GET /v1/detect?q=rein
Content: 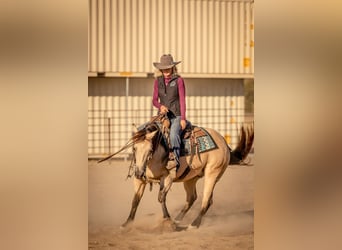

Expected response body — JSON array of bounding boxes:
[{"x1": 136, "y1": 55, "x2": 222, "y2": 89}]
[
  {"x1": 97, "y1": 140, "x2": 134, "y2": 163},
  {"x1": 128, "y1": 122, "x2": 166, "y2": 180},
  {"x1": 97, "y1": 114, "x2": 165, "y2": 164}
]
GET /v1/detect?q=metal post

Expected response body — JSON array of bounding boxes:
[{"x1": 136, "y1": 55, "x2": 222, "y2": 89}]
[
  {"x1": 125, "y1": 77, "x2": 129, "y2": 161},
  {"x1": 107, "y1": 111, "x2": 112, "y2": 165},
  {"x1": 108, "y1": 117, "x2": 111, "y2": 154}
]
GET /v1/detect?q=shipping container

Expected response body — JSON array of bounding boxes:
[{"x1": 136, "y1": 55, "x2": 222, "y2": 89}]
[{"x1": 88, "y1": 0, "x2": 254, "y2": 77}]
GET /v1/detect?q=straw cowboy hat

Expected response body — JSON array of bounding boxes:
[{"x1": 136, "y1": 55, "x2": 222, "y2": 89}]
[{"x1": 153, "y1": 54, "x2": 181, "y2": 70}]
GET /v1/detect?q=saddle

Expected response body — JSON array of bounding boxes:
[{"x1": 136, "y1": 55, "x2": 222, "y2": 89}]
[
  {"x1": 149, "y1": 114, "x2": 194, "y2": 141},
  {"x1": 151, "y1": 115, "x2": 217, "y2": 168}
]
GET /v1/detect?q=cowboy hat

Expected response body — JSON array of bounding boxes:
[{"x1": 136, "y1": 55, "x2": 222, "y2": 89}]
[{"x1": 153, "y1": 54, "x2": 181, "y2": 70}]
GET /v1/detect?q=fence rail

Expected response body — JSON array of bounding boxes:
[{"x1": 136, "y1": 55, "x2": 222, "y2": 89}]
[{"x1": 88, "y1": 107, "x2": 253, "y2": 159}]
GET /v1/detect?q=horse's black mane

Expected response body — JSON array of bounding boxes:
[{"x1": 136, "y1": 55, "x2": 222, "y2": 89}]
[
  {"x1": 98, "y1": 120, "x2": 168, "y2": 163},
  {"x1": 132, "y1": 122, "x2": 168, "y2": 152}
]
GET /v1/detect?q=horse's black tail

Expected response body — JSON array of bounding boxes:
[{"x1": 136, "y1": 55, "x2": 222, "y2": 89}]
[{"x1": 229, "y1": 125, "x2": 254, "y2": 165}]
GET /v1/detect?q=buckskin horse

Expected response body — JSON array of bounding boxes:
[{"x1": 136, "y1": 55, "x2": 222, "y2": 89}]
[{"x1": 99, "y1": 116, "x2": 254, "y2": 229}]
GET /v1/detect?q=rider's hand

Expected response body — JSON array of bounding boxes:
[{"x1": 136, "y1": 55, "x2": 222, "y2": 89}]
[
  {"x1": 180, "y1": 119, "x2": 186, "y2": 130},
  {"x1": 160, "y1": 105, "x2": 169, "y2": 114}
]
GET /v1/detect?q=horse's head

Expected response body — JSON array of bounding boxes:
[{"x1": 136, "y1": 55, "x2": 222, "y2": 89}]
[{"x1": 133, "y1": 130, "x2": 158, "y2": 179}]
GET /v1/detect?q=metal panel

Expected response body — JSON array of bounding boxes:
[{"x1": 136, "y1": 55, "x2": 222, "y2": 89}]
[{"x1": 88, "y1": 0, "x2": 254, "y2": 76}]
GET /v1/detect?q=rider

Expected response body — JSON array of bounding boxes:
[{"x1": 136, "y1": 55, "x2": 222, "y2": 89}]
[{"x1": 152, "y1": 54, "x2": 187, "y2": 179}]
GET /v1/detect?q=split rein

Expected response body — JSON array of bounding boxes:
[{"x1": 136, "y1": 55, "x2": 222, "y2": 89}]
[{"x1": 97, "y1": 114, "x2": 166, "y2": 179}]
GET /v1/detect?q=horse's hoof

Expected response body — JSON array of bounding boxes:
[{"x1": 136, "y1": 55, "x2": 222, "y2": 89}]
[
  {"x1": 186, "y1": 224, "x2": 198, "y2": 230},
  {"x1": 120, "y1": 224, "x2": 133, "y2": 233},
  {"x1": 120, "y1": 220, "x2": 133, "y2": 230},
  {"x1": 158, "y1": 218, "x2": 177, "y2": 232},
  {"x1": 174, "y1": 224, "x2": 188, "y2": 231}
]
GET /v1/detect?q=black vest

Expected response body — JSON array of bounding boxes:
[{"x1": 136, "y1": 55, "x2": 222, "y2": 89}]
[{"x1": 157, "y1": 75, "x2": 180, "y2": 117}]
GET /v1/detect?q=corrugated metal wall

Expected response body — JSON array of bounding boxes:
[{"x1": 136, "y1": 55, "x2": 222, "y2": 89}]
[
  {"x1": 88, "y1": 0, "x2": 254, "y2": 77},
  {"x1": 88, "y1": 78, "x2": 246, "y2": 157},
  {"x1": 88, "y1": 78, "x2": 154, "y2": 156}
]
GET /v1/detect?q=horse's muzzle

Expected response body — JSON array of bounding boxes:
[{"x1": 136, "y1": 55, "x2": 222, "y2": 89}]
[{"x1": 134, "y1": 166, "x2": 145, "y2": 179}]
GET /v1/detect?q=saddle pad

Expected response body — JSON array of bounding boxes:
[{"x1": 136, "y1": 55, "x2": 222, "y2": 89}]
[{"x1": 180, "y1": 127, "x2": 218, "y2": 156}]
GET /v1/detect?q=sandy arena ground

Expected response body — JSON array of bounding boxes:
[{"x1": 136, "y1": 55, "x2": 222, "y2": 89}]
[{"x1": 89, "y1": 155, "x2": 254, "y2": 250}]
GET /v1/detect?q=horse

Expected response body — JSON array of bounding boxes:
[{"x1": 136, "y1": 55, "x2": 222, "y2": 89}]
[{"x1": 99, "y1": 118, "x2": 254, "y2": 229}]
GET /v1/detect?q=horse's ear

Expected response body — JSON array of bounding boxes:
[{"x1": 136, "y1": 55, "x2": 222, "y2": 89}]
[
  {"x1": 132, "y1": 123, "x2": 138, "y2": 133},
  {"x1": 145, "y1": 130, "x2": 158, "y2": 140}
]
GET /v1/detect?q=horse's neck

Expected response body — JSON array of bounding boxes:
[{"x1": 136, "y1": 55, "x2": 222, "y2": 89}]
[{"x1": 152, "y1": 141, "x2": 168, "y2": 162}]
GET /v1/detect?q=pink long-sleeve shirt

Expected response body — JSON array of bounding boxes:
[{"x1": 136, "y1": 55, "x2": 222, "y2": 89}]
[{"x1": 152, "y1": 76, "x2": 186, "y2": 120}]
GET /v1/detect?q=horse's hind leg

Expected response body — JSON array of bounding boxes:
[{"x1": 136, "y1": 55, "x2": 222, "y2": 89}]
[
  {"x1": 190, "y1": 173, "x2": 218, "y2": 228},
  {"x1": 175, "y1": 177, "x2": 199, "y2": 223},
  {"x1": 121, "y1": 177, "x2": 146, "y2": 228}
]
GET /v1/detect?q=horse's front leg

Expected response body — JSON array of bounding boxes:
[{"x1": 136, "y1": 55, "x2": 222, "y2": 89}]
[
  {"x1": 121, "y1": 177, "x2": 146, "y2": 228},
  {"x1": 158, "y1": 175, "x2": 173, "y2": 219}
]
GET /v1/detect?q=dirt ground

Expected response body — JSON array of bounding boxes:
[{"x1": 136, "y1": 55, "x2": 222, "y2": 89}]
[{"x1": 89, "y1": 155, "x2": 254, "y2": 250}]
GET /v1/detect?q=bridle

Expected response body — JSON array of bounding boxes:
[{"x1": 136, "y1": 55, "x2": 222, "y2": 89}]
[
  {"x1": 99, "y1": 114, "x2": 167, "y2": 180},
  {"x1": 132, "y1": 120, "x2": 170, "y2": 180},
  {"x1": 128, "y1": 141, "x2": 154, "y2": 180}
]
